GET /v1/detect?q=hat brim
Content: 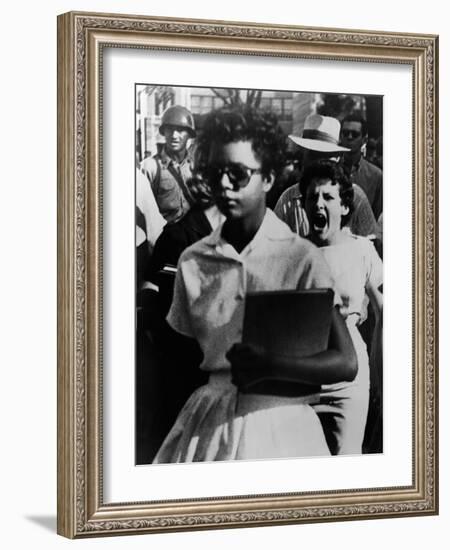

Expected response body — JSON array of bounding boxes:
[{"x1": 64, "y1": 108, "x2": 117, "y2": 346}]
[{"x1": 289, "y1": 135, "x2": 349, "y2": 153}]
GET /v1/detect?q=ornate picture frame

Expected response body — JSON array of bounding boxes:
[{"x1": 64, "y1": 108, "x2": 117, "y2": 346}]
[{"x1": 57, "y1": 11, "x2": 438, "y2": 538}]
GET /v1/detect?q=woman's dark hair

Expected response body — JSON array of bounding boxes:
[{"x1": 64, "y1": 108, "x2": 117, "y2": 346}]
[
  {"x1": 196, "y1": 105, "x2": 286, "y2": 179},
  {"x1": 300, "y1": 160, "x2": 354, "y2": 227},
  {"x1": 186, "y1": 175, "x2": 214, "y2": 208}
]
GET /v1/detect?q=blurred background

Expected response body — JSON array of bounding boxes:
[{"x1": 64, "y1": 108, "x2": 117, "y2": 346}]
[{"x1": 135, "y1": 84, "x2": 383, "y2": 167}]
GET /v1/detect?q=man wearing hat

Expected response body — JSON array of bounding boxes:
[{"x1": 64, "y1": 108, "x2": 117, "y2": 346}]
[
  {"x1": 274, "y1": 114, "x2": 380, "y2": 241},
  {"x1": 140, "y1": 105, "x2": 197, "y2": 227}
]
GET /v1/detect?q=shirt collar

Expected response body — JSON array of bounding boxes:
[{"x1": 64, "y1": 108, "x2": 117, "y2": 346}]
[
  {"x1": 159, "y1": 147, "x2": 190, "y2": 168},
  {"x1": 204, "y1": 208, "x2": 295, "y2": 250}
]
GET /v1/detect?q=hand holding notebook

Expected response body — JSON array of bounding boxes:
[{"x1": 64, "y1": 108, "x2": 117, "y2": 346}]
[{"x1": 231, "y1": 289, "x2": 334, "y2": 394}]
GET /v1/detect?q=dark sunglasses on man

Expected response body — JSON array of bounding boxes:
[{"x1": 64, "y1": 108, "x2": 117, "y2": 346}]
[{"x1": 341, "y1": 129, "x2": 362, "y2": 139}]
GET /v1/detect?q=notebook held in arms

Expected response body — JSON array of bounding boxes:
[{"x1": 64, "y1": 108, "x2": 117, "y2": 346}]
[{"x1": 240, "y1": 288, "x2": 334, "y2": 396}]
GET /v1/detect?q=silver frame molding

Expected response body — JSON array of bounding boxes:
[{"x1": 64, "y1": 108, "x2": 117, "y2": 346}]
[{"x1": 57, "y1": 11, "x2": 439, "y2": 538}]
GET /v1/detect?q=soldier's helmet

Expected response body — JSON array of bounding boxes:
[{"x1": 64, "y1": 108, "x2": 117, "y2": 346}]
[{"x1": 159, "y1": 105, "x2": 196, "y2": 137}]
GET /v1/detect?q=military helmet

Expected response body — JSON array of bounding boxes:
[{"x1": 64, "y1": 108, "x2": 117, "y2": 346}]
[{"x1": 159, "y1": 105, "x2": 196, "y2": 137}]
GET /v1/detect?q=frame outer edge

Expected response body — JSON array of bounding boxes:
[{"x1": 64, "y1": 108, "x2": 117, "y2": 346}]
[
  {"x1": 419, "y1": 35, "x2": 438, "y2": 513},
  {"x1": 420, "y1": 34, "x2": 438, "y2": 513},
  {"x1": 57, "y1": 12, "x2": 77, "y2": 539},
  {"x1": 415, "y1": 35, "x2": 438, "y2": 514},
  {"x1": 56, "y1": 11, "x2": 439, "y2": 537},
  {"x1": 434, "y1": 35, "x2": 439, "y2": 514},
  {"x1": 430, "y1": 35, "x2": 439, "y2": 514}
]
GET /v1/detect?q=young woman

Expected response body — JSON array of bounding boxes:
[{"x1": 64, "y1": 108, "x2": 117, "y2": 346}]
[
  {"x1": 153, "y1": 107, "x2": 357, "y2": 463},
  {"x1": 301, "y1": 160, "x2": 383, "y2": 455}
]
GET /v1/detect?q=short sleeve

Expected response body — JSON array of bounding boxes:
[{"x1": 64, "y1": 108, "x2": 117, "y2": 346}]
[
  {"x1": 364, "y1": 239, "x2": 383, "y2": 289},
  {"x1": 166, "y1": 261, "x2": 195, "y2": 338}
]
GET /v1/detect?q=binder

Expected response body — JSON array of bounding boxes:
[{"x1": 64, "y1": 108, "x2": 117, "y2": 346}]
[
  {"x1": 240, "y1": 289, "x2": 334, "y2": 394},
  {"x1": 243, "y1": 288, "x2": 334, "y2": 357}
]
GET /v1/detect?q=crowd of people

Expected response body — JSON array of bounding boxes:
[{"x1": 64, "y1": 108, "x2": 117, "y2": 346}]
[{"x1": 135, "y1": 101, "x2": 383, "y2": 464}]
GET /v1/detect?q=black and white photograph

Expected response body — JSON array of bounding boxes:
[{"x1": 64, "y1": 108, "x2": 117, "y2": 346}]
[
  {"x1": 135, "y1": 84, "x2": 384, "y2": 465},
  {"x1": 54, "y1": 8, "x2": 438, "y2": 540}
]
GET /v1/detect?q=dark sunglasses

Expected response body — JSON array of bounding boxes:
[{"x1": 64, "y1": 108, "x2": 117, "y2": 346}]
[
  {"x1": 341, "y1": 129, "x2": 362, "y2": 139},
  {"x1": 207, "y1": 163, "x2": 262, "y2": 189}
]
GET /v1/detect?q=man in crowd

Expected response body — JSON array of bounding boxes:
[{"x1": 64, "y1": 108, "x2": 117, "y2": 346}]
[
  {"x1": 274, "y1": 114, "x2": 380, "y2": 243},
  {"x1": 340, "y1": 112, "x2": 383, "y2": 220},
  {"x1": 139, "y1": 105, "x2": 196, "y2": 227}
]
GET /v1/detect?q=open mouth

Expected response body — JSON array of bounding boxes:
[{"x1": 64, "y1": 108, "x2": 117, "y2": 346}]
[{"x1": 312, "y1": 212, "x2": 327, "y2": 230}]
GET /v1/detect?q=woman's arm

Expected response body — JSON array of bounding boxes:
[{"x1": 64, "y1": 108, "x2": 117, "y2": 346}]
[
  {"x1": 229, "y1": 307, "x2": 357, "y2": 391},
  {"x1": 366, "y1": 279, "x2": 383, "y2": 321}
]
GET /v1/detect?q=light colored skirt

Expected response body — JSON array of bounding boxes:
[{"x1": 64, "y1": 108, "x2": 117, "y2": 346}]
[
  {"x1": 314, "y1": 323, "x2": 371, "y2": 455},
  {"x1": 153, "y1": 371, "x2": 329, "y2": 463}
]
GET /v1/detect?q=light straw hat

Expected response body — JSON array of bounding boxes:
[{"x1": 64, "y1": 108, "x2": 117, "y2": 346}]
[{"x1": 289, "y1": 114, "x2": 350, "y2": 153}]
